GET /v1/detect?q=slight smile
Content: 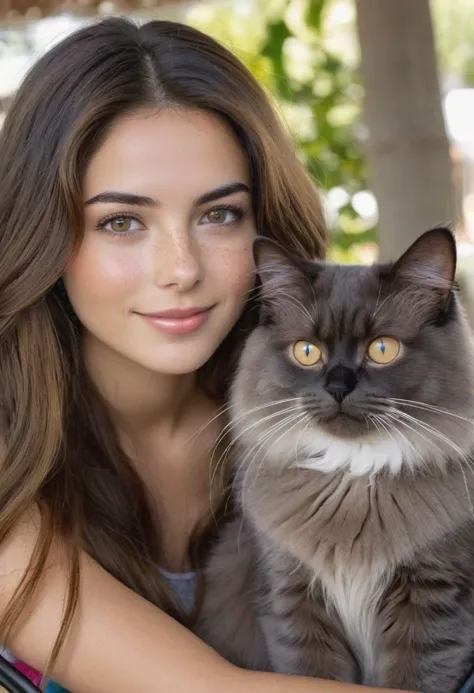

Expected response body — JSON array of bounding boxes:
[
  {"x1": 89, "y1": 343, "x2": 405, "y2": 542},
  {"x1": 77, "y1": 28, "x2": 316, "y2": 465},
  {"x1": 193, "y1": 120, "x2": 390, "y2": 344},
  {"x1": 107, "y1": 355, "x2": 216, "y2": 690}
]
[{"x1": 136, "y1": 306, "x2": 215, "y2": 335}]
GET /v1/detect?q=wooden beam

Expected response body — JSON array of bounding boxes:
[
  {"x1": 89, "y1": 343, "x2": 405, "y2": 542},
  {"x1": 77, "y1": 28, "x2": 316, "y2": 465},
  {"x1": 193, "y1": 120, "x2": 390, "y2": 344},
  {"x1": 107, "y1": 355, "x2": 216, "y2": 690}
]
[{"x1": 0, "y1": 0, "x2": 188, "y2": 19}]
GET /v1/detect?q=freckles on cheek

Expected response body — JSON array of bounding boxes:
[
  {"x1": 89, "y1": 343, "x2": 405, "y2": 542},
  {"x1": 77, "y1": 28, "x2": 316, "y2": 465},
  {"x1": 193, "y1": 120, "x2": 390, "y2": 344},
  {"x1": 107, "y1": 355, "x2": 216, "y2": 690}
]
[{"x1": 213, "y1": 245, "x2": 255, "y2": 291}]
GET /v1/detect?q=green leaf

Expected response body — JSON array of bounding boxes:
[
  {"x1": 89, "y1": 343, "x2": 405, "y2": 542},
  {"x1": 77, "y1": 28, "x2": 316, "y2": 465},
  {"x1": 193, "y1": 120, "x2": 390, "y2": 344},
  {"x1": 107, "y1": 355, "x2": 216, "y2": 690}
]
[
  {"x1": 260, "y1": 19, "x2": 292, "y2": 97},
  {"x1": 261, "y1": 19, "x2": 291, "y2": 63},
  {"x1": 305, "y1": 0, "x2": 326, "y2": 30}
]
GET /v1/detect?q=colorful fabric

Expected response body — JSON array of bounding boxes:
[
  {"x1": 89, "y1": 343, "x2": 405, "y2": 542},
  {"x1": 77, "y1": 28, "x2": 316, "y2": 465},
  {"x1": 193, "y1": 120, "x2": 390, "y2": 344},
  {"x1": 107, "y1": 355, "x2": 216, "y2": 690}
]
[
  {"x1": 44, "y1": 682, "x2": 69, "y2": 692},
  {"x1": 11, "y1": 660, "x2": 42, "y2": 686},
  {"x1": 12, "y1": 660, "x2": 69, "y2": 691}
]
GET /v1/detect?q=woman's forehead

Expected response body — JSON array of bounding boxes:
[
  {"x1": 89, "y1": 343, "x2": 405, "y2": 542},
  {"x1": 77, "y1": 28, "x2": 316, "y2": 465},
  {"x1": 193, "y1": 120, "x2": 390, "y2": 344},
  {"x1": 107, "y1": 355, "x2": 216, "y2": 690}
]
[{"x1": 83, "y1": 108, "x2": 251, "y2": 202}]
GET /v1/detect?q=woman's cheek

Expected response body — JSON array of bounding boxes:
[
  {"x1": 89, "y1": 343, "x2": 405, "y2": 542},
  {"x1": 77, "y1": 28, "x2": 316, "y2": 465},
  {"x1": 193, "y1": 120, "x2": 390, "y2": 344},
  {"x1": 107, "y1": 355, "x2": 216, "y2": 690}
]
[
  {"x1": 205, "y1": 237, "x2": 255, "y2": 293},
  {"x1": 65, "y1": 239, "x2": 144, "y2": 306}
]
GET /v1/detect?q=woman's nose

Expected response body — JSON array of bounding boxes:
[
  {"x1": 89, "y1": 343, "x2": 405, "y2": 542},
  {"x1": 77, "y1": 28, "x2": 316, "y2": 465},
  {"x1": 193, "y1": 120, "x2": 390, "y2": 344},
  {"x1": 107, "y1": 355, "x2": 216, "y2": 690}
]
[{"x1": 151, "y1": 231, "x2": 202, "y2": 292}]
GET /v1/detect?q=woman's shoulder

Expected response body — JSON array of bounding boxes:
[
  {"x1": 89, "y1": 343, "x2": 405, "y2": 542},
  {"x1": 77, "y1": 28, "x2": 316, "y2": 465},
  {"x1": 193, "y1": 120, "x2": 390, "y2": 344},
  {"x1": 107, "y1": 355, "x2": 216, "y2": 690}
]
[{"x1": 0, "y1": 509, "x2": 236, "y2": 693}]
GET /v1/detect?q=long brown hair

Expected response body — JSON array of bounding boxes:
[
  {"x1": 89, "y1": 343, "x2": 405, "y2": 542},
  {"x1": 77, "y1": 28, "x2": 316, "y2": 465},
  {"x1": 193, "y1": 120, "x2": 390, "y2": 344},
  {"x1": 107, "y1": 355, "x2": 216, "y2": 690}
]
[{"x1": 0, "y1": 17, "x2": 327, "y2": 668}]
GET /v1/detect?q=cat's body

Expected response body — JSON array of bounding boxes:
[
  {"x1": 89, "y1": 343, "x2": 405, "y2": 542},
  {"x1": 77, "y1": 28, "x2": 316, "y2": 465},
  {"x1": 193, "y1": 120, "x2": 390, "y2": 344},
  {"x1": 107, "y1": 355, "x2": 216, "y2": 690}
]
[{"x1": 197, "y1": 229, "x2": 474, "y2": 692}]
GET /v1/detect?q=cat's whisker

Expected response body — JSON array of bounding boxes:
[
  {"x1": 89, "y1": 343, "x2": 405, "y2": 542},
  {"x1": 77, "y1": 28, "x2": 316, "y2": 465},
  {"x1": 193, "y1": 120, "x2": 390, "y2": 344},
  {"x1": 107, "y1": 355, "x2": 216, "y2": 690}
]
[
  {"x1": 186, "y1": 401, "x2": 233, "y2": 446},
  {"x1": 209, "y1": 403, "x2": 303, "y2": 492},
  {"x1": 367, "y1": 402, "x2": 474, "y2": 447},
  {"x1": 384, "y1": 411, "x2": 474, "y2": 515},
  {"x1": 367, "y1": 412, "x2": 389, "y2": 440},
  {"x1": 367, "y1": 413, "x2": 392, "y2": 450},
  {"x1": 272, "y1": 293, "x2": 314, "y2": 324},
  {"x1": 390, "y1": 411, "x2": 474, "y2": 512},
  {"x1": 209, "y1": 397, "x2": 303, "y2": 447},
  {"x1": 252, "y1": 414, "x2": 304, "y2": 486},
  {"x1": 374, "y1": 407, "x2": 446, "y2": 458},
  {"x1": 287, "y1": 415, "x2": 314, "y2": 482},
  {"x1": 236, "y1": 516, "x2": 246, "y2": 556},
  {"x1": 248, "y1": 413, "x2": 309, "y2": 495},
  {"x1": 238, "y1": 412, "x2": 306, "y2": 503},
  {"x1": 190, "y1": 399, "x2": 253, "y2": 450},
  {"x1": 381, "y1": 409, "x2": 452, "y2": 451},
  {"x1": 371, "y1": 412, "x2": 423, "y2": 463},
  {"x1": 390, "y1": 410, "x2": 474, "y2": 507},
  {"x1": 381, "y1": 409, "x2": 474, "y2": 508},
  {"x1": 254, "y1": 406, "x2": 305, "y2": 445},
  {"x1": 231, "y1": 407, "x2": 304, "y2": 485},
  {"x1": 207, "y1": 399, "x2": 302, "y2": 477},
  {"x1": 384, "y1": 398, "x2": 474, "y2": 426},
  {"x1": 245, "y1": 409, "x2": 304, "y2": 463},
  {"x1": 365, "y1": 413, "x2": 380, "y2": 436},
  {"x1": 370, "y1": 282, "x2": 383, "y2": 321},
  {"x1": 371, "y1": 291, "x2": 393, "y2": 319},
  {"x1": 246, "y1": 405, "x2": 304, "y2": 438},
  {"x1": 207, "y1": 402, "x2": 304, "y2": 514},
  {"x1": 244, "y1": 283, "x2": 262, "y2": 298},
  {"x1": 388, "y1": 409, "x2": 469, "y2": 461},
  {"x1": 381, "y1": 411, "x2": 448, "y2": 471},
  {"x1": 294, "y1": 415, "x2": 314, "y2": 469}
]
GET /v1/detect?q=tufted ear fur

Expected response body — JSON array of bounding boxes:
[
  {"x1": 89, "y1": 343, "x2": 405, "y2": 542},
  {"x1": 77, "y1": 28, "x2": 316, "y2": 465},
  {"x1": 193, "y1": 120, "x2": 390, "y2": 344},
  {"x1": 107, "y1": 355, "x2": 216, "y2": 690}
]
[
  {"x1": 253, "y1": 236, "x2": 322, "y2": 291},
  {"x1": 388, "y1": 227, "x2": 456, "y2": 304},
  {"x1": 252, "y1": 237, "x2": 322, "y2": 322},
  {"x1": 253, "y1": 237, "x2": 304, "y2": 284}
]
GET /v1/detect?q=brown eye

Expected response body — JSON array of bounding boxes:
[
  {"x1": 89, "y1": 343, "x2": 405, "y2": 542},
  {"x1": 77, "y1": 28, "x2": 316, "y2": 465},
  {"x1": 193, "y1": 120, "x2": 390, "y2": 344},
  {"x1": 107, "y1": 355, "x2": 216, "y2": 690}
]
[
  {"x1": 207, "y1": 209, "x2": 228, "y2": 223},
  {"x1": 202, "y1": 207, "x2": 241, "y2": 226},
  {"x1": 110, "y1": 217, "x2": 132, "y2": 233},
  {"x1": 292, "y1": 341, "x2": 322, "y2": 367},
  {"x1": 98, "y1": 215, "x2": 144, "y2": 235},
  {"x1": 367, "y1": 337, "x2": 400, "y2": 365}
]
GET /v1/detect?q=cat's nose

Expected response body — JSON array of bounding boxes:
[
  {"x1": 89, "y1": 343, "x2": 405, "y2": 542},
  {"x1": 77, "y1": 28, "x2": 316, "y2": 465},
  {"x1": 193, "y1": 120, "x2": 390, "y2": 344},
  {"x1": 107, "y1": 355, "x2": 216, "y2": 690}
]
[{"x1": 324, "y1": 365, "x2": 357, "y2": 403}]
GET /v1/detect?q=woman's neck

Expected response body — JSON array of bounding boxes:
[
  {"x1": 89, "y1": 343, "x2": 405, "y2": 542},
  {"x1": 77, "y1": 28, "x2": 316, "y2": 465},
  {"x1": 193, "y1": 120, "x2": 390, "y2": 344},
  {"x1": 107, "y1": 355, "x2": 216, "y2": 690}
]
[{"x1": 82, "y1": 331, "x2": 225, "y2": 571}]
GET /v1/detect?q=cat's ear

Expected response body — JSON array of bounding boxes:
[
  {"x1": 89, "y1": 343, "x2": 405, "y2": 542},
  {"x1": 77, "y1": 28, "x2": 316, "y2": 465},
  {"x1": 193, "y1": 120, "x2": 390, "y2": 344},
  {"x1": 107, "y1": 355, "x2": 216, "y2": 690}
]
[
  {"x1": 388, "y1": 227, "x2": 456, "y2": 303},
  {"x1": 252, "y1": 237, "x2": 318, "y2": 320},
  {"x1": 253, "y1": 237, "x2": 318, "y2": 288},
  {"x1": 253, "y1": 237, "x2": 303, "y2": 285}
]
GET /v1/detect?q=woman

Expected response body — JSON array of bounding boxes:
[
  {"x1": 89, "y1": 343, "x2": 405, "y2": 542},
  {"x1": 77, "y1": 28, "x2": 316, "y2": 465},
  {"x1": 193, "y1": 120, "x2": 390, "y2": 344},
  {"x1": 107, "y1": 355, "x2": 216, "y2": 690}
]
[{"x1": 0, "y1": 17, "x2": 408, "y2": 693}]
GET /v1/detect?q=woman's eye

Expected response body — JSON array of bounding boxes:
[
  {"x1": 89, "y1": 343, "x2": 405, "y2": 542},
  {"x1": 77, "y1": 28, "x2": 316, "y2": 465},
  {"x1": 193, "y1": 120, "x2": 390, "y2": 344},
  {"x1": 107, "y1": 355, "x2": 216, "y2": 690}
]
[
  {"x1": 98, "y1": 215, "x2": 144, "y2": 235},
  {"x1": 201, "y1": 206, "x2": 242, "y2": 225}
]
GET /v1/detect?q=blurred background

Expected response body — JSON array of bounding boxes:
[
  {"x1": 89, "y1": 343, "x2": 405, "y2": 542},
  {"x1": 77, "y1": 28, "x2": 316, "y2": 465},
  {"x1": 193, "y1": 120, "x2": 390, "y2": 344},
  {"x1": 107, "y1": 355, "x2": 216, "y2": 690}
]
[{"x1": 0, "y1": 0, "x2": 473, "y2": 318}]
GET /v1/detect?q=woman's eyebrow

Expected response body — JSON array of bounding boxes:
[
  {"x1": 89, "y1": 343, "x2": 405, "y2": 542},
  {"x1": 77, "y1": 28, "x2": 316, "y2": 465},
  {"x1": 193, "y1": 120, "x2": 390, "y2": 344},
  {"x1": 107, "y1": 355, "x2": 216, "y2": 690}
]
[
  {"x1": 84, "y1": 191, "x2": 157, "y2": 206},
  {"x1": 84, "y1": 182, "x2": 250, "y2": 208},
  {"x1": 194, "y1": 182, "x2": 250, "y2": 206}
]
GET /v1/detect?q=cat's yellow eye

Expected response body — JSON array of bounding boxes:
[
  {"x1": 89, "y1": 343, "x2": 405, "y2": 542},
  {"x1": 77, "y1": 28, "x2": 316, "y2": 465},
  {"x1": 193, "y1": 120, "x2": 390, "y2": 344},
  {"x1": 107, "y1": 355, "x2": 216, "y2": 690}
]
[
  {"x1": 367, "y1": 337, "x2": 401, "y2": 365},
  {"x1": 292, "y1": 341, "x2": 322, "y2": 367}
]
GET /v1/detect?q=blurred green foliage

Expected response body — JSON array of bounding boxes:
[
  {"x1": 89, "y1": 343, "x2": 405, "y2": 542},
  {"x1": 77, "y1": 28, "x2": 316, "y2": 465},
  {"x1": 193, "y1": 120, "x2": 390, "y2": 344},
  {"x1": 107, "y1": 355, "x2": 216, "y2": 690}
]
[
  {"x1": 432, "y1": 0, "x2": 474, "y2": 88},
  {"x1": 187, "y1": 0, "x2": 377, "y2": 262},
  {"x1": 187, "y1": 0, "x2": 474, "y2": 260}
]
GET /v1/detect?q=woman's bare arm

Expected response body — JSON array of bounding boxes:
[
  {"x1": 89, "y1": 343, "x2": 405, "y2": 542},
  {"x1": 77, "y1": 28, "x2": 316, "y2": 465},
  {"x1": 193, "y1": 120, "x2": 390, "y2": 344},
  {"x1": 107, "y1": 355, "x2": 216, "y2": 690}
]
[{"x1": 0, "y1": 513, "x2": 412, "y2": 693}]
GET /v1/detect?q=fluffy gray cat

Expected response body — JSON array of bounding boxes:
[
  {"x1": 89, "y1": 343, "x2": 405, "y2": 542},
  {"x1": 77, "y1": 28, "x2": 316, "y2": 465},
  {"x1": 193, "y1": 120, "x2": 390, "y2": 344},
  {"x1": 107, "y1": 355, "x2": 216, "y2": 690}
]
[{"x1": 197, "y1": 228, "x2": 474, "y2": 693}]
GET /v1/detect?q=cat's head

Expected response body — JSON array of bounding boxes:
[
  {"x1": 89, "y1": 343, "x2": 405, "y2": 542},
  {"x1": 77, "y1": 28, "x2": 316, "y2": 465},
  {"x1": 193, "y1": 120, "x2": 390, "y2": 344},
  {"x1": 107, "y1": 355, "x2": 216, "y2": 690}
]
[{"x1": 231, "y1": 228, "x2": 474, "y2": 476}]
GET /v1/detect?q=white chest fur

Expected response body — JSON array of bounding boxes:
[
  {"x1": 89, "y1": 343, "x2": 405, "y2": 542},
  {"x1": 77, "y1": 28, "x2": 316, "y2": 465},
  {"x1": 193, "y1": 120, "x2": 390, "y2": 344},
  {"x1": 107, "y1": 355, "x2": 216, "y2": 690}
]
[
  {"x1": 319, "y1": 560, "x2": 392, "y2": 681},
  {"x1": 298, "y1": 428, "x2": 415, "y2": 476}
]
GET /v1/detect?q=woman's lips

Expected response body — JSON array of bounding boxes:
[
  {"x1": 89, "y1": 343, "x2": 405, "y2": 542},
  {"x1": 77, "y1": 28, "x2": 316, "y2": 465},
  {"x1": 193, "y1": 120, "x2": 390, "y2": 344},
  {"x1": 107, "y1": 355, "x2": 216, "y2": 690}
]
[{"x1": 138, "y1": 306, "x2": 214, "y2": 335}]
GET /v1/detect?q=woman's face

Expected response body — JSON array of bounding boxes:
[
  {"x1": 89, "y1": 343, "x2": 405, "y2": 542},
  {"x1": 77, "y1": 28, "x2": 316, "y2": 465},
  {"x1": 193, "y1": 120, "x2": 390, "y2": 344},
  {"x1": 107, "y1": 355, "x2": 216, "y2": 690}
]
[{"x1": 65, "y1": 108, "x2": 256, "y2": 375}]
